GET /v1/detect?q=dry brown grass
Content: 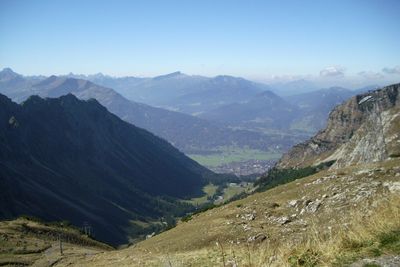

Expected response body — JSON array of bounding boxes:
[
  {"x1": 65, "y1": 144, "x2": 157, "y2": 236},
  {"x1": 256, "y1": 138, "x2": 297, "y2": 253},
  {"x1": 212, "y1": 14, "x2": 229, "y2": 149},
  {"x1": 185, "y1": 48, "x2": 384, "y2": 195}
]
[
  {"x1": 46, "y1": 159, "x2": 400, "y2": 266},
  {"x1": 266, "y1": 195, "x2": 400, "y2": 266},
  {"x1": 165, "y1": 195, "x2": 400, "y2": 267},
  {"x1": 0, "y1": 218, "x2": 111, "y2": 266}
]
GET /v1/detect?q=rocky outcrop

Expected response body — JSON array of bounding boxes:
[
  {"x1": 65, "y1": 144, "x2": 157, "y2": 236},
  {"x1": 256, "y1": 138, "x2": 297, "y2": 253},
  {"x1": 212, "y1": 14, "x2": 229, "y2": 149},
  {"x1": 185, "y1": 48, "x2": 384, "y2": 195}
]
[{"x1": 277, "y1": 83, "x2": 400, "y2": 169}]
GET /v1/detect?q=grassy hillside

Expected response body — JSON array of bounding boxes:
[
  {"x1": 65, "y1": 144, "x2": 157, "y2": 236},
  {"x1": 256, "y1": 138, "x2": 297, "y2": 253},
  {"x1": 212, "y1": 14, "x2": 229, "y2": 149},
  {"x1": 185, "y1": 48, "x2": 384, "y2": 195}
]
[
  {"x1": 0, "y1": 217, "x2": 112, "y2": 266},
  {"x1": 47, "y1": 158, "x2": 400, "y2": 266}
]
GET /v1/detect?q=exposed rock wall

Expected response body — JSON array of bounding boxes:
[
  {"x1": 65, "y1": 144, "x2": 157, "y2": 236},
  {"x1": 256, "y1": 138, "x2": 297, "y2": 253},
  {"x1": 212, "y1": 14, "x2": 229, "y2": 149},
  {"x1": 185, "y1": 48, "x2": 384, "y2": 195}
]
[{"x1": 277, "y1": 83, "x2": 400, "y2": 169}]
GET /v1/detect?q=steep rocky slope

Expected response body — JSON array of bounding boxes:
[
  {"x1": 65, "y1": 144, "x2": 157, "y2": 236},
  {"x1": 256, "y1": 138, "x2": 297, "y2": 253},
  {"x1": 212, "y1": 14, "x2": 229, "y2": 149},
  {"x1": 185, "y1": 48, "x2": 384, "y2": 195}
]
[{"x1": 277, "y1": 83, "x2": 400, "y2": 169}]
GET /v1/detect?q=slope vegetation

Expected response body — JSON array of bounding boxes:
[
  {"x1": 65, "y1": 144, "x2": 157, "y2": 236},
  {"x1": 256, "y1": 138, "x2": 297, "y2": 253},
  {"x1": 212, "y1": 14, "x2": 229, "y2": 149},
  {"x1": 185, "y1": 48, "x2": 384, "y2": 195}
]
[
  {"x1": 0, "y1": 217, "x2": 111, "y2": 266},
  {"x1": 52, "y1": 159, "x2": 400, "y2": 266}
]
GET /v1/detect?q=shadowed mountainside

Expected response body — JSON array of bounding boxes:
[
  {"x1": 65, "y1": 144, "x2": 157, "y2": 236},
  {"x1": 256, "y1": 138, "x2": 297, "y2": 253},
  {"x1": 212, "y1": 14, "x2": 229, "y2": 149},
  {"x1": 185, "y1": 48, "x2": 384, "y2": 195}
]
[{"x1": 0, "y1": 93, "x2": 217, "y2": 245}]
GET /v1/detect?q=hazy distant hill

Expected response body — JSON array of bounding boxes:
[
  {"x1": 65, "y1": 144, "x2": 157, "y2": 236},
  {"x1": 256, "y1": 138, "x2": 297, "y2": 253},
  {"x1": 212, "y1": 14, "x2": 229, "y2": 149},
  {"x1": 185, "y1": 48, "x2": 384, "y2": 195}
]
[
  {"x1": 269, "y1": 79, "x2": 319, "y2": 96},
  {"x1": 285, "y1": 86, "x2": 376, "y2": 132},
  {"x1": 80, "y1": 72, "x2": 270, "y2": 114},
  {"x1": 285, "y1": 87, "x2": 356, "y2": 132},
  {"x1": 0, "y1": 93, "x2": 214, "y2": 245},
  {"x1": 164, "y1": 75, "x2": 270, "y2": 114},
  {"x1": 200, "y1": 90, "x2": 298, "y2": 130},
  {"x1": 78, "y1": 71, "x2": 207, "y2": 107}
]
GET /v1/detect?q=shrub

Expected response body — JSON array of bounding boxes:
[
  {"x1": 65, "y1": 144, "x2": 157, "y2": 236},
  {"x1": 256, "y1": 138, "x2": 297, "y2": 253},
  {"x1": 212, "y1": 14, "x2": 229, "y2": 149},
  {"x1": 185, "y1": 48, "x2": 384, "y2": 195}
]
[{"x1": 255, "y1": 161, "x2": 335, "y2": 192}]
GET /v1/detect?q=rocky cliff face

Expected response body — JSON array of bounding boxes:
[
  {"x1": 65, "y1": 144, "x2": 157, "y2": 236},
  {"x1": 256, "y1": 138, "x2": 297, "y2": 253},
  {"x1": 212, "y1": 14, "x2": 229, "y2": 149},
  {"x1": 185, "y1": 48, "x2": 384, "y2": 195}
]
[{"x1": 277, "y1": 83, "x2": 400, "y2": 169}]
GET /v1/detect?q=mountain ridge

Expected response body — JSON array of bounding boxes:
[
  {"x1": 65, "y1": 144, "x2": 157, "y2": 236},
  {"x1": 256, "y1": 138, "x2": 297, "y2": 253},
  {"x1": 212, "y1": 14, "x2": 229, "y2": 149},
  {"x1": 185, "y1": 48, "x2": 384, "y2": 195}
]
[
  {"x1": 0, "y1": 73, "x2": 288, "y2": 155},
  {"x1": 0, "y1": 93, "x2": 215, "y2": 245}
]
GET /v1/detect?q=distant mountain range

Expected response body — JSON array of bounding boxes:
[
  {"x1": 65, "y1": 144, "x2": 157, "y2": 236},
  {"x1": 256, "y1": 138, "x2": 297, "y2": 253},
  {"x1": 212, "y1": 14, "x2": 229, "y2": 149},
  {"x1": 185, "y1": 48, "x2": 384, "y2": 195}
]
[
  {"x1": 77, "y1": 71, "x2": 271, "y2": 115},
  {"x1": 70, "y1": 70, "x2": 375, "y2": 133},
  {"x1": 0, "y1": 69, "x2": 294, "y2": 154},
  {"x1": 199, "y1": 90, "x2": 298, "y2": 130},
  {"x1": 70, "y1": 71, "x2": 206, "y2": 107},
  {"x1": 0, "y1": 68, "x2": 381, "y2": 176},
  {"x1": 0, "y1": 68, "x2": 43, "y2": 101},
  {"x1": 269, "y1": 79, "x2": 319, "y2": 96},
  {"x1": 0, "y1": 93, "x2": 222, "y2": 245},
  {"x1": 285, "y1": 87, "x2": 358, "y2": 133}
]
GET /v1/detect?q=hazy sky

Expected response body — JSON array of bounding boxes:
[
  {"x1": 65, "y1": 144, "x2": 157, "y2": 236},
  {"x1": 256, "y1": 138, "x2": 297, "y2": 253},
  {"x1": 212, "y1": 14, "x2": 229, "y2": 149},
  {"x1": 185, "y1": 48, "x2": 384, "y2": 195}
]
[{"x1": 0, "y1": 0, "x2": 399, "y2": 86}]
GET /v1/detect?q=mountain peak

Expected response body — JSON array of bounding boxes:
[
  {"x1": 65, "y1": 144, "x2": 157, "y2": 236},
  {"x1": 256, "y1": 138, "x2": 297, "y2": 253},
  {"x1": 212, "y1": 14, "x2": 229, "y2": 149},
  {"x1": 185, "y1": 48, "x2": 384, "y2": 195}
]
[
  {"x1": 21, "y1": 95, "x2": 45, "y2": 106},
  {"x1": 213, "y1": 75, "x2": 242, "y2": 81},
  {"x1": 326, "y1": 86, "x2": 350, "y2": 92},
  {"x1": 256, "y1": 90, "x2": 278, "y2": 98},
  {"x1": 90, "y1": 72, "x2": 106, "y2": 79},
  {"x1": 1, "y1": 67, "x2": 16, "y2": 74},
  {"x1": 0, "y1": 67, "x2": 21, "y2": 81},
  {"x1": 47, "y1": 75, "x2": 60, "y2": 81},
  {"x1": 59, "y1": 92, "x2": 79, "y2": 101},
  {"x1": 60, "y1": 93, "x2": 101, "y2": 105},
  {"x1": 0, "y1": 93, "x2": 13, "y2": 104},
  {"x1": 153, "y1": 71, "x2": 184, "y2": 80},
  {"x1": 22, "y1": 93, "x2": 102, "y2": 110}
]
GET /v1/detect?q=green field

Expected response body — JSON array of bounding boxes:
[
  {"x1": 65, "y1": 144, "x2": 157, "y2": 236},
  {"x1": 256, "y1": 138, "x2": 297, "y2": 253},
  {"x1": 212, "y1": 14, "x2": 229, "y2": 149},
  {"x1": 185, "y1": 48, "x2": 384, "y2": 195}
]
[
  {"x1": 184, "y1": 184, "x2": 218, "y2": 206},
  {"x1": 185, "y1": 182, "x2": 254, "y2": 207},
  {"x1": 222, "y1": 184, "x2": 246, "y2": 199},
  {"x1": 215, "y1": 182, "x2": 253, "y2": 204},
  {"x1": 188, "y1": 146, "x2": 282, "y2": 167}
]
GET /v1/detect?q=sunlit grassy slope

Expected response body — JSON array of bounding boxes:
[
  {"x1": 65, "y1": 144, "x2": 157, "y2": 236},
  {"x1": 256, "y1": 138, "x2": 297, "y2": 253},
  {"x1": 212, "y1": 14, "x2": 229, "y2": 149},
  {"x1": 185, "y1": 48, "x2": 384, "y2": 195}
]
[
  {"x1": 55, "y1": 158, "x2": 400, "y2": 266},
  {"x1": 0, "y1": 218, "x2": 112, "y2": 266}
]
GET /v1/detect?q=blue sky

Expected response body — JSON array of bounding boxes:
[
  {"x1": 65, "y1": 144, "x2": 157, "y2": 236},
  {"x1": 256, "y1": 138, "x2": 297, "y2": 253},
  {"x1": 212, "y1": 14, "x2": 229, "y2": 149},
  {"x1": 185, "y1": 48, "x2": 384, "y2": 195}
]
[{"x1": 0, "y1": 0, "x2": 399, "y2": 85}]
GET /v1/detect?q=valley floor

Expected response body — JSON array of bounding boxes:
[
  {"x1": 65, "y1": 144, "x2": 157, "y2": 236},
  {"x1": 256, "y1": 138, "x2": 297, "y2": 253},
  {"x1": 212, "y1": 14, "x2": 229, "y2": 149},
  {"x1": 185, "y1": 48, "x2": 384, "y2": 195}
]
[{"x1": 188, "y1": 146, "x2": 282, "y2": 176}]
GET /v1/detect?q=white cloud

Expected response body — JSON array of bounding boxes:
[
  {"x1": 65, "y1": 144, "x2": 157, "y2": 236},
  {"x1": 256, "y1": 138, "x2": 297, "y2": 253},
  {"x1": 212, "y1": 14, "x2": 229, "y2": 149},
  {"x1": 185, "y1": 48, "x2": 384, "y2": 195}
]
[
  {"x1": 382, "y1": 66, "x2": 400, "y2": 75},
  {"x1": 358, "y1": 71, "x2": 384, "y2": 79},
  {"x1": 320, "y1": 66, "x2": 345, "y2": 77}
]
